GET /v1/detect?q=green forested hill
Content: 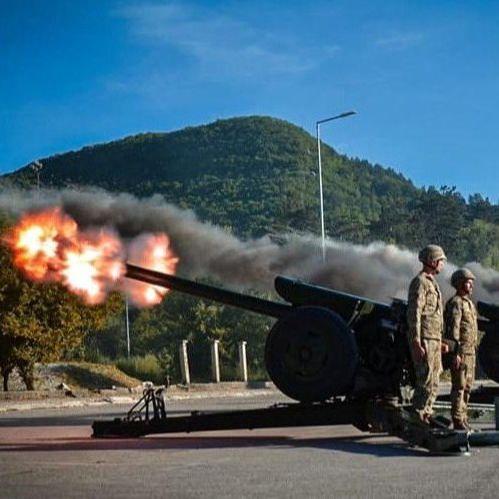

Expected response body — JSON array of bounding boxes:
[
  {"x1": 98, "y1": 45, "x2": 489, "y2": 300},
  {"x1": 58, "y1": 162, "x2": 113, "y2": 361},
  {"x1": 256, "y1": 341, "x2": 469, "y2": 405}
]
[
  {"x1": 2, "y1": 116, "x2": 499, "y2": 385},
  {"x1": 3, "y1": 116, "x2": 499, "y2": 266}
]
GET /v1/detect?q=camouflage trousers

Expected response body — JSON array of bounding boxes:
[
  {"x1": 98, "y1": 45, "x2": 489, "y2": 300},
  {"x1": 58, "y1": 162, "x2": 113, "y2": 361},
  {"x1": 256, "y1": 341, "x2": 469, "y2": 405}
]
[
  {"x1": 411, "y1": 338, "x2": 442, "y2": 418},
  {"x1": 450, "y1": 354, "x2": 475, "y2": 424}
]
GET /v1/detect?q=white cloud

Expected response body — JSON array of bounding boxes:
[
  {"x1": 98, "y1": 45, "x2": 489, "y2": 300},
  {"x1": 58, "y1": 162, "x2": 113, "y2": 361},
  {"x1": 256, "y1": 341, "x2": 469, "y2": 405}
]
[
  {"x1": 116, "y1": 2, "x2": 338, "y2": 77},
  {"x1": 375, "y1": 32, "x2": 424, "y2": 50}
]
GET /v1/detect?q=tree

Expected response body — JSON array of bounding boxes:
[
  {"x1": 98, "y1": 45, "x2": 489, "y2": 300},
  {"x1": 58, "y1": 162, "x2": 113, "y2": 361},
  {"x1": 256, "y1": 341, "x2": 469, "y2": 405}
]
[
  {"x1": 405, "y1": 186, "x2": 467, "y2": 260},
  {"x1": 459, "y1": 219, "x2": 499, "y2": 269},
  {"x1": 0, "y1": 235, "x2": 122, "y2": 390},
  {"x1": 468, "y1": 194, "x2": 496, "y2": 223},
  {"x1": 127, "y1": 280, "x2": 274, "y2": 383}
]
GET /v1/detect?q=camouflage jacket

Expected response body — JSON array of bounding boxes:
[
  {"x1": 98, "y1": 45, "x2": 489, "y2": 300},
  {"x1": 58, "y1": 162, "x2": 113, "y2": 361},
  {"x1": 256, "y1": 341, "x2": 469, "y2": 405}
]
[
  {"x1": 407, "y1": 272, "x2": 443, "y2": 342},
  {"x1": 444, "y1": 295, "x2": 478, "y2": 355}
]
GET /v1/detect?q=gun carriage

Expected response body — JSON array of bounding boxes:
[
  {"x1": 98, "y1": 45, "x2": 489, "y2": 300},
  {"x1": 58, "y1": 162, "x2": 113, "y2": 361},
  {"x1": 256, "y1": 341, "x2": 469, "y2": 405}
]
[{"x1": 93, "y1": 264, "x2": 499, "y2": 453}]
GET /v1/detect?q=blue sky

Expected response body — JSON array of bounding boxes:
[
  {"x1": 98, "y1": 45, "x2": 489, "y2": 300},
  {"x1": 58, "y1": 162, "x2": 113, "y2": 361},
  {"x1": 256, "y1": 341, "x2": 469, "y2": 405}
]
[{"x1": 1, "y1": 0, "x2": 498, "y2": 200}]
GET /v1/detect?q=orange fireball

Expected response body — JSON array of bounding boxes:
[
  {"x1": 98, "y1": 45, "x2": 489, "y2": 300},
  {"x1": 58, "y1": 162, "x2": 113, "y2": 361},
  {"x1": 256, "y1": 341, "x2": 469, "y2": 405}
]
[
  {"x1": 6, "y1": 207, "x2": 179, "y2": 307},
  {"x1": 6, "y1": 208, "x2": 125, "y2": 304},
  {"x1": 9, "y1": 208, "x2": 77, "y2": 280},
  {"x1": 125, "y1": 233, "x2": 179, "y2": 307},
  {"x1": 58, "y1": 230, "x2": 125, "y2": 304}
]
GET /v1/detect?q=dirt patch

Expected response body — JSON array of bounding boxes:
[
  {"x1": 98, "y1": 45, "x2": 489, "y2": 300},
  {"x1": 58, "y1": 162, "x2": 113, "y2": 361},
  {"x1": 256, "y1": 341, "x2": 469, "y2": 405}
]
[
  {"x1": 47, "y1": 362, "x2": 141, "y2": 390},
  {"x1": 1, "y1": 362, "x2": 141, "y2": 392}
]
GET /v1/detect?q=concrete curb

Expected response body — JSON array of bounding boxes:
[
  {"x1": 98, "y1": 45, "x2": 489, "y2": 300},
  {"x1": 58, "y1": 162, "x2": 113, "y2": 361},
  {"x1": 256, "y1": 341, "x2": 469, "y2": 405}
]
[
  {"x1": 1, "y1": 381, "x2": 496, "y2": 414},
  {"x1": 0, "y1": 382, "x2": 278, "y2": 413}
]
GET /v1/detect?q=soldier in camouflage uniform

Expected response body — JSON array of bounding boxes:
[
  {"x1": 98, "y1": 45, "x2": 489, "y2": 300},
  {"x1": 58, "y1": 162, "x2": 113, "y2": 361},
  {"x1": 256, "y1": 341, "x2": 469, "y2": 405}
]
[
  {"x1": 444, "y1": 268, "x2": 478, "y2": 430},
  {"x1": 407, "y1": 244, "x2": 447, "y2": 423}
]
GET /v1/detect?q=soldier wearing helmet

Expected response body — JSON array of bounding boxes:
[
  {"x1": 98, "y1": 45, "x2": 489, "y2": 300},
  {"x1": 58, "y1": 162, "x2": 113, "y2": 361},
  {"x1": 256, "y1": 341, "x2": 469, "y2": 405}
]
[
  {"x1": 444, "y1": 268, "x2": 478, "y2": 430},
  {"x1": 407, "y1": 244, "x2": 447, "y2": 424}
]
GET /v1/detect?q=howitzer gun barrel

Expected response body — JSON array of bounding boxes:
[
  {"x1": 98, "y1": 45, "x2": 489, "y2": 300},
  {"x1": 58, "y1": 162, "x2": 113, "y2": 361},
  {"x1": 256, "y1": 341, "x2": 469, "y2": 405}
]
[
  {"x1": 125, "y1": 263, "x2": 292, "y2": 318},
  {"x1": 274, "y1": 275, "x2": 392, "y2": 322}
]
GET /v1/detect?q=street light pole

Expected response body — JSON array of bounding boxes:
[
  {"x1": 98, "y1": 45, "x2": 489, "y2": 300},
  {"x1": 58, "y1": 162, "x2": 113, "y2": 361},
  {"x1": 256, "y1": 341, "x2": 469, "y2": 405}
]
[
  {"x1": 125, "y1": 297, "x2": 131, "y2": 358},
  {"x1": 316, "y1": 122, "x2": 326, "y2": 263},
  {"x1": 316, "y1": 111, "x2": 356, "y2": 262},
  {"x1": 30, "y1": 160, "x2": 44, "y2": 192}
]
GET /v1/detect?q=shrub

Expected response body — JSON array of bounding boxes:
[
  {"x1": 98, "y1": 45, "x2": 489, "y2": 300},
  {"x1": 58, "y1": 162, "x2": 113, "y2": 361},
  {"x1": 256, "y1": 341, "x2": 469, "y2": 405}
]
[
  {"x1": 115, "y1": 355, "x2": 166, "y2": 385},
  {"x1": 83, "y1": 347, "x2": 111, "y2": 365}
]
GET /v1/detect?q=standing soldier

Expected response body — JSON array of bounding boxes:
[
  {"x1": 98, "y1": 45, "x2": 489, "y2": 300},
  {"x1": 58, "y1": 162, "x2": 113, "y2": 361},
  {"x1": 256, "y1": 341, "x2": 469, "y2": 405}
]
[
  {"x1": 444, "y1": 268, "x2": 478, "y2": 430},
  {"x1": 407, "y1": 244, "x2": 447, "y2": 424}
]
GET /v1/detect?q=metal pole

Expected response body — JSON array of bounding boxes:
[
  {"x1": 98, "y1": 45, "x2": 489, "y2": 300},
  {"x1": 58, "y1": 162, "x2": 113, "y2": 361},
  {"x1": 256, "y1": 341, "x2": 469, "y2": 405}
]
[
  {"x1": 30, "y1": 160, "x2": 43, "y2": 195},
  {"x1": 315, "y1": 111, "x2": 357, "y2": 263},
  {"x1": 125, "y1": 297, "x2": 130, "y2": 358},
  {"x1": 316, "y1": 122, "x2": 326, "y2": 263}
]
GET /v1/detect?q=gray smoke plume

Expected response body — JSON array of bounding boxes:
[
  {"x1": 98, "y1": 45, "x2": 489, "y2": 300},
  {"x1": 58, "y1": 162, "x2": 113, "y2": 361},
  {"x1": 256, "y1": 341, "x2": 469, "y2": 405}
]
[{"x1": 1, "y1": 187, "x2": 498, "y2": 305}]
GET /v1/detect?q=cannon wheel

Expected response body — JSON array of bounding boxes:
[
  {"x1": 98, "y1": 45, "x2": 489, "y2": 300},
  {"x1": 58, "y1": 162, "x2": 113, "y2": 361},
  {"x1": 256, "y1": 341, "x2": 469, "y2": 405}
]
[
  {"x1": 264, "y1": 306, "x2": 359, "y2": 402},
  {"x1": 478, "y1": 332, "x2": 499, "y2": 383}
]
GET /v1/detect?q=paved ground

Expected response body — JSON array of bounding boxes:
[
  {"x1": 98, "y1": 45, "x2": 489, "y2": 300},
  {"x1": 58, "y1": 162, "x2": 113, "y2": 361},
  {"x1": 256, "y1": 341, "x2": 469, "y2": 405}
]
[{"x1": 0, "y1": 395, "x2": 498, "y2": 499}]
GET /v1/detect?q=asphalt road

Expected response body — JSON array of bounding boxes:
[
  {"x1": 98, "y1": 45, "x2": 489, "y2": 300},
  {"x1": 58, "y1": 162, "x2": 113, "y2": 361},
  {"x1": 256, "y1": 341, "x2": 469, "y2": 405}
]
[{"x1": 0, "y1": 395, "x2": 498, "y2": 499}]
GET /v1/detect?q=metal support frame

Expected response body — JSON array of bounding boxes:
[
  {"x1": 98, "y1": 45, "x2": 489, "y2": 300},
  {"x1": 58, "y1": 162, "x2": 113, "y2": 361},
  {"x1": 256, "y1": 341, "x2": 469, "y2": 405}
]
[
  {"x1": 125, "y1": 384, "x2": 167, "y2": 424},
  {"x1": 93, "y1": 397, "x2": 369, "y2": 439},
  {"x1": 91, "y1": 387, "x2": 499, "y2": 454}
]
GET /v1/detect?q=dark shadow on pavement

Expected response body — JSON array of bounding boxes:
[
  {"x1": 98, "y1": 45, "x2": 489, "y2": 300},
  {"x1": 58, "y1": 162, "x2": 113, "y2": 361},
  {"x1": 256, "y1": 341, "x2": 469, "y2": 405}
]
[
  {"x1": 0, "y1": 409, "x2": 190, "y2": 427},
  {"x1": 0, "y1": 433, "x2": 427, "y2": 457}
]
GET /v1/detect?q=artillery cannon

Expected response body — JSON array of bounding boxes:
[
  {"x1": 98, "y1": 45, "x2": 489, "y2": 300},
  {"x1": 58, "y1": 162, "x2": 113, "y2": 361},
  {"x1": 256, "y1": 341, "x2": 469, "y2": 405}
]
[
  {"x1": 124, "y1": 264, "x2": 499, "y2": 402},
  {"x1": 93, "y1": 264, "x2": 499, "y2": 453},
  {"x1": 125, "y1": 264, "x2": 399, "y2": 402}
]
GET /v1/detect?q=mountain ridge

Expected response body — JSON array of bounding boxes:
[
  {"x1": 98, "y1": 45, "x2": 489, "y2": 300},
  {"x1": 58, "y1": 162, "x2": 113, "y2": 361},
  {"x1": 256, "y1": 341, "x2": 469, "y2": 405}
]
[{"x1": 2, "y1": 115, "x2": 498, "y2": 266}]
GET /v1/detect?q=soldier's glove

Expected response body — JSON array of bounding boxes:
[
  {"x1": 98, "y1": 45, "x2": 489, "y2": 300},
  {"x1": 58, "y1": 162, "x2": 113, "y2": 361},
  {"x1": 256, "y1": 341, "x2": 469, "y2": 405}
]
[
  {"x1": 442, "y1": 338, "x2": 458, "y2": 354},
  {"x1": 441, "y1": 339, "x2": 458, "y2": 370},
  {"x1": 412, "y1": 340, "x2": 426, "y2": 362}
]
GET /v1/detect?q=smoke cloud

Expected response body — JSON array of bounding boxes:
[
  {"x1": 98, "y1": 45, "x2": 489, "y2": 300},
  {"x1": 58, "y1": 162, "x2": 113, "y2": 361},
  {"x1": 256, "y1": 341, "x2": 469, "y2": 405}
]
[{"x1": 1, "y1": 187, "x2": 498, "y2": 305}]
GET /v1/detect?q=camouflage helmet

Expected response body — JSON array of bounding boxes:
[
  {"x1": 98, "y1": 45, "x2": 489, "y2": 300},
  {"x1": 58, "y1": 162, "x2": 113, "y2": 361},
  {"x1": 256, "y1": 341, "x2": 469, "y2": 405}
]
[
  {"x1": 418, "y1": 244, "x2": 447, "y2": 264},
  {"x1": 451, "y1": 268, "x2": 476, "y2": 289}
]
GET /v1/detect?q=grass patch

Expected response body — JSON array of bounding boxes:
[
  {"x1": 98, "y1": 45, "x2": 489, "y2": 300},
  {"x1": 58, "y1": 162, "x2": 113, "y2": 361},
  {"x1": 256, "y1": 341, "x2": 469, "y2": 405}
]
[
  {"x1": 115, "y1": 355, "x2": 166, "y2": 385},
  {"x1": 48, "y1": 362, "x2": 141, "y2": 390}
]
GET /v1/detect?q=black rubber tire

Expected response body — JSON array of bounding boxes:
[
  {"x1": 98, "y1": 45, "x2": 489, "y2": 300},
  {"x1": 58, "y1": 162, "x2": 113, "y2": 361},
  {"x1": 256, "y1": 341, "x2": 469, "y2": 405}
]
[
  {"x1": 264, "y1": 306, "x2": 359, "y2": 402},
  {"x1": 478, "y1": 331, "x2": 499, "y2": 383}
]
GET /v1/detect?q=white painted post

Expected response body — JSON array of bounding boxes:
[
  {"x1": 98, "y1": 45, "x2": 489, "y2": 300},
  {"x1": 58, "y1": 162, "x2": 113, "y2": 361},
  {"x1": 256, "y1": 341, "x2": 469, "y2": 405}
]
[
  {"x1": 239, "y1": 341, "x2": 248, "y2": 383},
  {"x1": 179, "y1": 340, "x2": 190, "y2": 385},
  {"x1": 211, "y1": 340, "x2": 221, "y2": 383}
]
